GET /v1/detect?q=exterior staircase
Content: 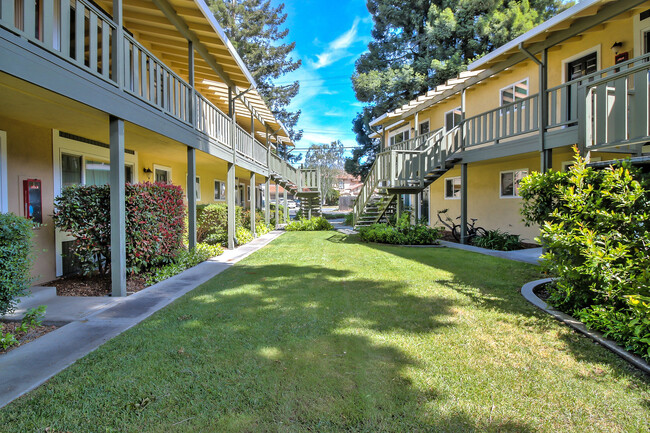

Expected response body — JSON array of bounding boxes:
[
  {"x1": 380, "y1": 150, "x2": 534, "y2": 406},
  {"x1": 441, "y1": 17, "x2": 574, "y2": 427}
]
[{"x1": 353, "y1": 125, "x2": 463, "y2": 228}]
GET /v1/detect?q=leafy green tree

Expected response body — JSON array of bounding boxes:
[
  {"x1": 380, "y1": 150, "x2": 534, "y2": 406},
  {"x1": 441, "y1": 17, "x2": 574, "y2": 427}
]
[
  {"x1": 347, "y1": 0, "x2": 571, "y2": 178},
  {"x1": 209, "y1": 0, "x2": 303, "y2": 163},
  {"x1": 306, "y1": 141, "x2": 345, "y2": 205}
]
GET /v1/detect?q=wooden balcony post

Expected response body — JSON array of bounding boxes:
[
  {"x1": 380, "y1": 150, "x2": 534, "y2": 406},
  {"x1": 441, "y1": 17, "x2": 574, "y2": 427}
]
[
  {"x1": 109, "y1": 116, "x2": 126, "y2": 297},
  {"x1": 460, "y1": 163, "x2": 468, "y2": 245},
  {"x1": 265, "y1": 127, "x2": 271, "y2": 225},
  {"x1": 274, "y1": 182, "x2": 279, "y2": 227},
  {"x1": 284, "y1": 188, "x2": 288, "y2": 223},
  {"x1": 227, "y1": 87, "x2": 236, "y2": 249},
  {"x1": 540, "y1": 48, "x2": 550, "y2": 172},
  {"x1": 187, "y1": 147, "x2": 197, "y2": 249},
  {"x1": 188, "y1": 41, "x2": 195, "y2": 125},
  {"x1": 250, "y1": 172, "x2": 256, "y2": 237},
  {"x1": 112, "y1": 0, "x2": 124, "y2": 88}
]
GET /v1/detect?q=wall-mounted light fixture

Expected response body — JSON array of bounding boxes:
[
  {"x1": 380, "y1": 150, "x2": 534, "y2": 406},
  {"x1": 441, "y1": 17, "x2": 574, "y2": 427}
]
[
  {"x1": 611, "y1": 41, "x2": 623, "y2": 54},
  {"x1": 143, "y1": 167, "x2": 153, "y2": 180}
]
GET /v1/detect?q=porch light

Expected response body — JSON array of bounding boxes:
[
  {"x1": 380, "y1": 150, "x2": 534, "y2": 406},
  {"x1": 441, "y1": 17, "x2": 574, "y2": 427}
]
[
  {"x1": 143, "y1": 167, "x2": 153, "y2": 179},
  {"x1": 611, "y1": 41, "x2": 623, "y2": 54}
]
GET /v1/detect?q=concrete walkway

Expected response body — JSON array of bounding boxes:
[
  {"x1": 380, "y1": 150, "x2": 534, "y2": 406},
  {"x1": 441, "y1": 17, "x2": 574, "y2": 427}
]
[
  {"x1": 439, "y1": 240, "x2": 543, "y2": 265},
  {"x1": 0, "y1": 230, "x2": 284, "y2": 409}
]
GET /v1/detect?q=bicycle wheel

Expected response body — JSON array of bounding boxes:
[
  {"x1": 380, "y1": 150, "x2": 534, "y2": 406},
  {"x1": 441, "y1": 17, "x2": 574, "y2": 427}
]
[
  {"x1": 452, "y1": 225, "x2": 462, "y2": 241},
  {"x1": 474, "y1": 227, "x2": 488, "y2": 238}
]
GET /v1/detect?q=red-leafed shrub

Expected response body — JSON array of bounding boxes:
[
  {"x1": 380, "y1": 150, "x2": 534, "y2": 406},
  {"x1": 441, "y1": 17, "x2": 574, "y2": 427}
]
[{"x1": 54, "y1": 182, "x2": 186, "y2": 275}]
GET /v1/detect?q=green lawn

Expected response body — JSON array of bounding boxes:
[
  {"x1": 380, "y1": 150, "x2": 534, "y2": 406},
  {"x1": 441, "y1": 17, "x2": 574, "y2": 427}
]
[{"x1": 2, "y1": 232, "x2": 650, "y2": 432}]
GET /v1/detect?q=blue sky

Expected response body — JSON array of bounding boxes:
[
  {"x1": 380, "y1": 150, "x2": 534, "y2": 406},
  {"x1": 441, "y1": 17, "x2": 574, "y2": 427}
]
[{"x1": 270, "y1": 1, "x2": 374, "y2": 159}]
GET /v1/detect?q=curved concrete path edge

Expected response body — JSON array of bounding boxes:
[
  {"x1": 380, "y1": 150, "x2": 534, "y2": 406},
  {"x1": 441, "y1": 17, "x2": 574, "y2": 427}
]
[
  {"x1": 0, "y1": 230, "x2": 285, "y2": 409},
  {"x1": 521, "y1": 278, "x2": 650, "y2": 375}
]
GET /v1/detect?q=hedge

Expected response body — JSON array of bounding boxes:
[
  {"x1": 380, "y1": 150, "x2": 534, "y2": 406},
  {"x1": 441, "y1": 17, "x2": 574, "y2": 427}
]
[
  {"x1": 54, "y1": 182, "x2": 186, "y2": 275},
  {"x1": 0, "y1": 213, "x2": 34, "y2": 316}
]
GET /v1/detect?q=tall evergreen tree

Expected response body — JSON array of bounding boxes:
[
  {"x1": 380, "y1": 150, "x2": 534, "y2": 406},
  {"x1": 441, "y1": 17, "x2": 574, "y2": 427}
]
[
  {"x1": 209, "y1": 0, "x2": 303, "y2": 163},
  {"x1": 346, "y1": 0, "x2": 572, "y2": 178}
]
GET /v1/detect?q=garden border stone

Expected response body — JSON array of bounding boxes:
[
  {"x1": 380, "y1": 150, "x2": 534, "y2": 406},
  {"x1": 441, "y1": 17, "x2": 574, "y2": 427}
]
[{"x1": 521, "y1": 278, "x2": 650, "y2": 375}]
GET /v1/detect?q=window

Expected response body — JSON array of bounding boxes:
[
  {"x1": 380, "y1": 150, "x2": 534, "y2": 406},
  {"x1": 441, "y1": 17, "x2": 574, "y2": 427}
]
[
  {"x1": 214, "y1": 180, "x2": 226, "y2": 201},
  {"x1": 419, "y1": 120, "x2": 430, "y2": 135},
  {"x1": 195, "y1": 176, "x2": 201, "y2": 201},
  {"x1": 62, "y1": 154, "x2": 133, "y2": 187},
  {"x1": 500, "y1": 79, "x2": 529, "y2": 116},
  {"x1": 154, "y1": 165, "x2": 171, "y2": 184},
  {"x1": 445, "y1": 108, "x2": 462, "y2": 132},
  {"x1": 444, "y1": 177, "x2": 461, "y2": 199},
  {"x1": 500, "y1": 169, "x2": 528, "y2": 198},
  {"x1": 567, "y1": 52, "x2": 597, "y2": 81},
  {"x1": 389, "y1": 129, "x2": 410, "y2": 147}
]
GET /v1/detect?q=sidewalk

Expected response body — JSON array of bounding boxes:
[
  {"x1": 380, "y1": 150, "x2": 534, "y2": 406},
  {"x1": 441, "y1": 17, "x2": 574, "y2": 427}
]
[
  {"x1": 0, "y1": 230, "x2": 284, "y2": 409},
  {"x1": 439, "y1": 240, "x2": 543, "y2": 265}
]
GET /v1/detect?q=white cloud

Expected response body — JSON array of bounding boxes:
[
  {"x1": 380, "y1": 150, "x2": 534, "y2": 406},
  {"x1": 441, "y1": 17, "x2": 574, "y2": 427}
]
[{"x1": 310, "y1": 18, "x2": 360, "y2": 69}]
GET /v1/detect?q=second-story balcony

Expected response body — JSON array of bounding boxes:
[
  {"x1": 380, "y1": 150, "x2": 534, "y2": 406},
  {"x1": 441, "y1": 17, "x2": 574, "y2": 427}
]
[{"x1": 0, "y1": 0, "x2": 298, "y2": 179}]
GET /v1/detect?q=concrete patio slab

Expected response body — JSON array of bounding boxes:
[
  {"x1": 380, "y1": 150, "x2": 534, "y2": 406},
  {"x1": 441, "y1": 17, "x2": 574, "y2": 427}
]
[{"x1": 0, "y1": 230, "x2": 284, "y2": 409}]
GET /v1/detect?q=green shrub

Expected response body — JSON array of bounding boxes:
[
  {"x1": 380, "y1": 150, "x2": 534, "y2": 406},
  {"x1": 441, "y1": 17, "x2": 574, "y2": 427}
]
[
  {"x1": 145, "y1": 243, "x2": 224, "y2": 286},
  {"x1": 344, "y1": 213, "x2": 354, "y2": 226},
  {"x1": 197, "y1": 203, "x2": 244, "y2": 246},
  {"x1": 236, "y1": 227, "x2": 254, "y2": 245},
  {"x1": 53, "y1": 183, "x2": 186, "y2": 276},
  {"x1": 0, "y1": 213, "x2": 34, "y2": 316},
  {"x1": 472, "y1": 229, "x2": 522, "y2": 251},
  {"x1": 358, "y1": 213, "x2": 443, "y2": 245},
  {"x1": 285, "y1": 217, "x2": 333, "y2": 231},
  {"x1": 520, "y1": 150, "x2": 650, "y2": 360},
  {"x1": 242, "y1": 209, "x2": 264, "y2": 230},
  {"x1": 0, "y1": 331, "x2": 18, "y2": 350},
  {"x1": 22, "y1": 305, "x2": 46, "y2": 328},
  {"x1": 256, "y1": 222, "x2": 272, "y2": 236}
]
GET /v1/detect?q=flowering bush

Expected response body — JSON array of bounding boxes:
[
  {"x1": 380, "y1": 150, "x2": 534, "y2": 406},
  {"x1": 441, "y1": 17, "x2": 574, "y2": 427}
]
[{"x1": 54, "y1": 183, "x2": 186, "y2": 275}]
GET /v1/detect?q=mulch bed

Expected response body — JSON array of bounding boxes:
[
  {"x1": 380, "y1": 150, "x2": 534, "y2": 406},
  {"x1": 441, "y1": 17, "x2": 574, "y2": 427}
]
[
  {"x1": 43, "y1": 275, "x2": 148, "y2": 297},
  {"x1": 0, "y1": 321, "x2": 58, "y2": 355},
  {"x1": 533, "y1": 282, "x2": 552, "y2": 301}
]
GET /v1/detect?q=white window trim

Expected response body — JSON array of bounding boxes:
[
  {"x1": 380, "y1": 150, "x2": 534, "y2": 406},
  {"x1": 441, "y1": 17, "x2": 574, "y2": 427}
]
[
  {"x1": 561, "y1": 46, "x2": 601, "y2": 84},
  {"x1": 214, "y1": 179, "x2": 226, "y2": 201},
  {"x1": 499, "y1": 168, "x2": 528, "y2": 199},
  {"x1": 195, "y1": 175, "x2": 201, "y2": 201},
  {"x1": 499, "y1": 78, "x2": 530, "y2": 107},
  {"x1": 0, "y1": 130, "x2": 7, "y2": 213},
  {"x1": 444, "y1": 176, "x2": 461, "y2": 200},
  {"x1": 444, "y1": 107, "x2": 462, "y2": 131},
  {"x1": 634, "y1": 13, "x2": 650, "y2": 57},
  {"x1": 419, "y1": 119, "x2": 430, "y2": 135},
  {"x1": 52, "y1": 130, "x2": 138, "y2": 276},
  {"x1": 388, "y1": 124, "x2": 410, "y2": 146},
  {"x1": 153, "y1": 164, "x2": 172, "y2": 184}
]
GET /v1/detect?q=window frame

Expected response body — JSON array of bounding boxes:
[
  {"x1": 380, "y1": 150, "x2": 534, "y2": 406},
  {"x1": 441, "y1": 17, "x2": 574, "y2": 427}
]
[
  {"x1": 388, "y1": 125, "x2": 410, "y2": 147},
  {"x1": 214, "y1": 179, "x2": 226, "y2": 201},
  {"x1": 419, "y1": 120, "x2": 430, "y2": 135},
  {"x1": 499, "y1": 169, "x2": 528, "y2": 199},
  {"x1": 195, "y1": 175, "x2": 201, "y2": 201},
  {"x1": 444, "y1": 176, "x2": 461, "y2": 200},
  {"x1": 499, "y1": 78, "x2": 529, "y2": 113},
  {"x1": 153, "y1": 164, "x2": 172, "y2": 184},
  {"x1": 444, "y1": 107, "x2": 462, "y2": 132}
]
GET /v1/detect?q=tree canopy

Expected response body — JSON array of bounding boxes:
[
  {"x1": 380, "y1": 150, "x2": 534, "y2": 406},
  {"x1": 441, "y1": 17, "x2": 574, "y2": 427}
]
[
  {"x1": 346, "y1": 0, "x2": 572, "y2": 179},
  {"x1": 209, "y1": 0, "x2": 303, "y2": 163}
]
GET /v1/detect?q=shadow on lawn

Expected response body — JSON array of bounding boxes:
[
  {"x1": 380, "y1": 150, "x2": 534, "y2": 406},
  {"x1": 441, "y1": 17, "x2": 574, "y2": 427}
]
[
  {"x1": 179, "y1": 262, "x2": 536, "y2": 432},
  {"x1": 337, "y1": 233, "x2": 650, "y2": 386}
]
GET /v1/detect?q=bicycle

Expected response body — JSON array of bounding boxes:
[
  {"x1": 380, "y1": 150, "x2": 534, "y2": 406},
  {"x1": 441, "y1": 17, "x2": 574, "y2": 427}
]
[{"x1": 436, "y1": 209, "x2": 487, "y2": 242}]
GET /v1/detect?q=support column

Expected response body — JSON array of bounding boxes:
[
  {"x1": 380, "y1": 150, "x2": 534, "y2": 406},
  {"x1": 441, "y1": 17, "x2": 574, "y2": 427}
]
[
  {"x1": 187, "y1": 147, "x2": 197, "y2": 249},
  {"x1": 109, "y1": 116, "x2": 126, "y2": 297},
  {"x1": 250, "y1": 172, "x2": 256, "y2": 237},
  {"x1": 284, "y1": 188, "x2": 288, "y2": 223},
  {"x1": 396, "y1": 195, "x2": 401, "y2": 220},
  {"x1": 264, "y1": 177, "x2": 270, "y2": 225},
  {"x1": 540, "y1": 48, "x2": 550, "y2": 173},
  {"x1": 460, "y1": 163, "x2": 468, "y2": 244},
  {"x1": 274, "y1": 182, "x2": 280, "y2": 226},
  {"x1": 188, "y1": 41, "x2": 194, "y2": 125},
  {"x1": 227, "y1": 87, "x2": 236, "y2": 249}
]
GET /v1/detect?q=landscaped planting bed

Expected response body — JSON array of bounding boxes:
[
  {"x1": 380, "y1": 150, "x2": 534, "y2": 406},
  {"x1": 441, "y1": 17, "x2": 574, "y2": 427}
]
[{"x1": 1, "y1": 231, "x2": 649, "y2": 432}]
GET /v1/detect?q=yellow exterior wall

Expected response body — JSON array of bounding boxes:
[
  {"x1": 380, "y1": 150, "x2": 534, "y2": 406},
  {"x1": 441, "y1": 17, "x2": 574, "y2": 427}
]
[{"x1": 0, "y1": 118, "x2": 56, "y2": 284}]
